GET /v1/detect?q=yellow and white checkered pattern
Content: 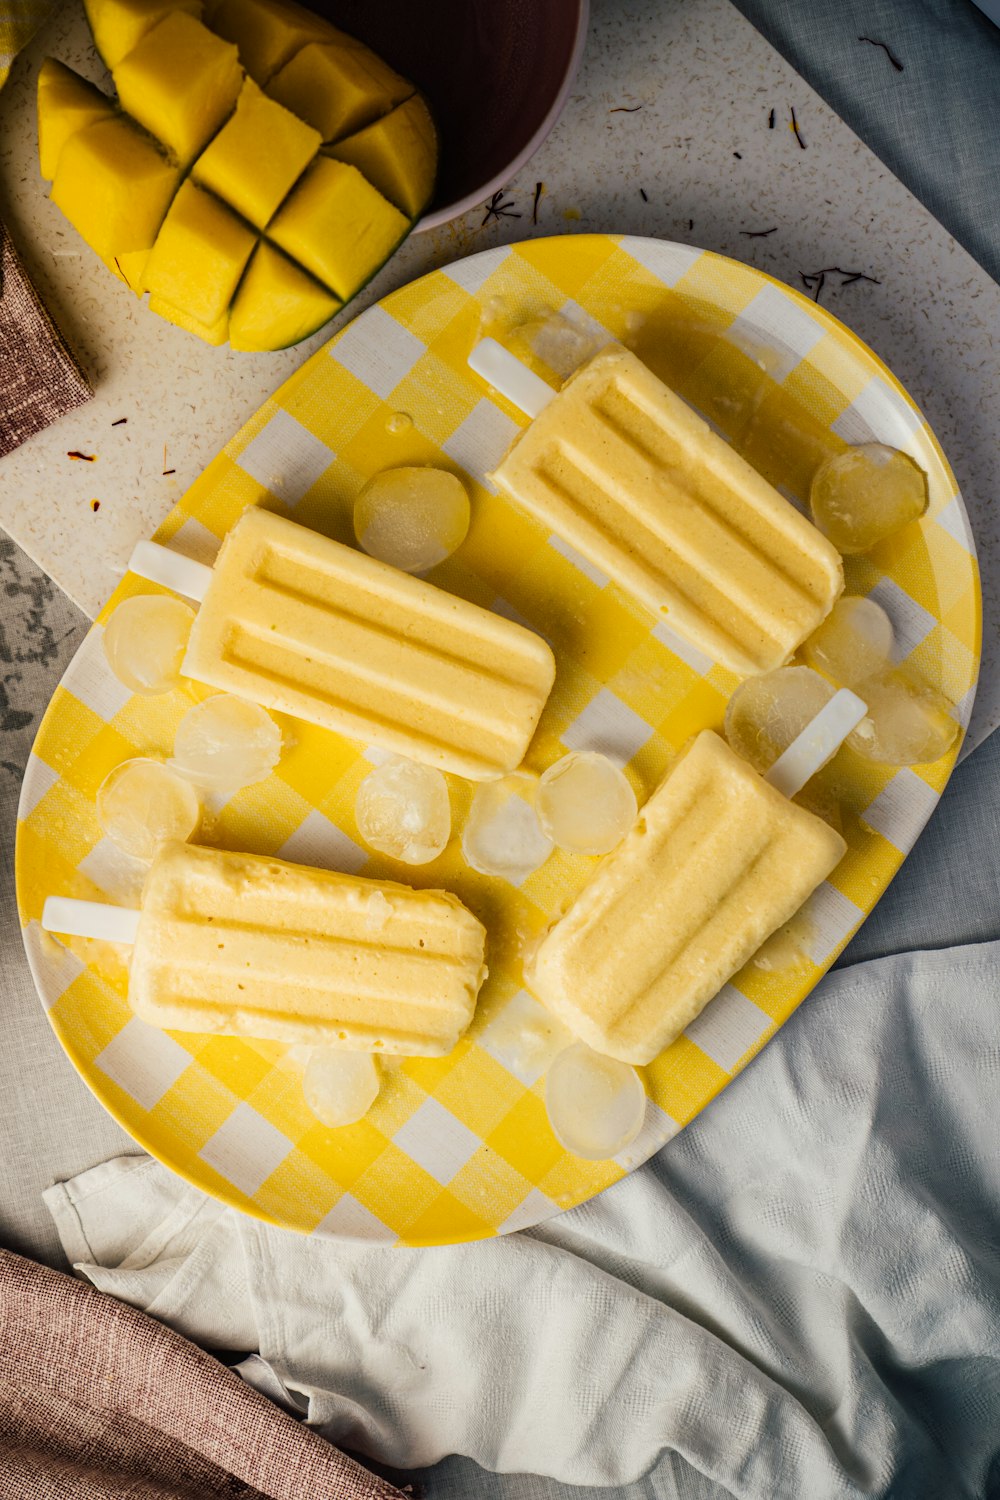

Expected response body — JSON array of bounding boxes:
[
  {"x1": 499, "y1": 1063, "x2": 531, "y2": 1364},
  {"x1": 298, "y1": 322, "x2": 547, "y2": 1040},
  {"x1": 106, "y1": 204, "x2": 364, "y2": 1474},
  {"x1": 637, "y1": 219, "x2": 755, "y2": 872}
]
[{"x1": 15, "y1": 236, "x2": 981, "y2": 1245}]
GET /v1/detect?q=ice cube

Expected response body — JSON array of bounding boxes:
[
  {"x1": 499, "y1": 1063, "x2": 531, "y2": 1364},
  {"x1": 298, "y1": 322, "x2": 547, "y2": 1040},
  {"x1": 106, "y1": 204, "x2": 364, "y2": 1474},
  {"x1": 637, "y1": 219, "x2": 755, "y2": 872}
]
[
  {"x1": 809, "y1": 443, "x2": 928, "y2": 554},
  {"x1": 355, "y1": 758, "x2": 451, "y2": 865},
  {"x1": 545, "y1": 1042, "x2": 646, "y2": 1160},
  {"x1": 170, "y1": 695, "x2": 282, "y2": 794},
  {"x1": 354, "y1": 466, "x2": 470, "y2": 574},
  {"x1": 96, "y1": 757, "x2": 201, "y2": 862},
  {"x1": 724, "y1": 666, "x2": 837, "y2": 775},
  {"x1": 802, "y1": 595, "x2": 894, "y2": 687},
  {"x1": 537, "y1": 751, "x2": 638, "y2": 855},
  {"x1": 847, "y1": 669, "x2": 958, "y2": 766},
  {"x1": 461, "y1": 773, "x2": 553, "y2": 883},
  {"x1": 303, "y1": 1048, "x2": 380, "y2": 1128},
  {"x1": 103, "y1": 594, "x2": 195, "y2": 695}
]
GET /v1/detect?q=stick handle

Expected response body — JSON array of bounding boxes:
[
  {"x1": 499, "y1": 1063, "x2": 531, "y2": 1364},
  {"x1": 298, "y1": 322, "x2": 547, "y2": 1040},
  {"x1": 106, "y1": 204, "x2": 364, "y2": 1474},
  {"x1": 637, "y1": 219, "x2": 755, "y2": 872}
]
[
  {"x1": 42, "y1": 897, "x2": 141, "y2": 945},
  {"x1": 468, "y1": 338, "x2": 556, "y2": 419},
  {"x1": 764, "y1": 688, "x2": 868, "y2": 798},
  {"x1": 128, "y1": 541, "x2": 213, "y2": 602}
]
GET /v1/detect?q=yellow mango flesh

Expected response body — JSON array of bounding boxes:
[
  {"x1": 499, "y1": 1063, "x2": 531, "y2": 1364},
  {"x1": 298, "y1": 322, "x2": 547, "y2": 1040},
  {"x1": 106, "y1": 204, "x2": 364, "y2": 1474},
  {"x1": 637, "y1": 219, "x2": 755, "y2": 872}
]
[
  {"x1": 145, "y1": 180, "x2": 257, "y2": 324},
  {"x1": 149, "y1": 294, "x2": 230, "y2": 346},
  {"x1": 104, "y1": 248, "x2": 150, "y2": 295},
  {"x1": 192, "y1": 77, "x2": 319, "y2": 228},
  {"x1": 37, "y1": 58, "x2": 116, "y2": 181},
  {"x1": 269, "y1": 156, "x2": 408, "y2": 299},
  {"x1": 268, "y1": 40, "x2": 411, "y2": 143},
  {"x1": 326, "y1": 94, "x2": 436, "y2": 219},
  {"x1": 43, "y1": 0, "x2": 438, "y2": 348},
  {"x1": 51, "y1": 115, "x2": 180, "y2": 260},
  {"x1": 229, "y1": 242, "x2": 341, "y2": 351},
  {"x1": 211, "y1": 0, "x2": 344, "y2": 84},
  {"x1": 84, "y1": 0, "x2": 202, "y2": 69},
  {"x1": 113, "y1": 10, "x2": 242, "y2": 165}
]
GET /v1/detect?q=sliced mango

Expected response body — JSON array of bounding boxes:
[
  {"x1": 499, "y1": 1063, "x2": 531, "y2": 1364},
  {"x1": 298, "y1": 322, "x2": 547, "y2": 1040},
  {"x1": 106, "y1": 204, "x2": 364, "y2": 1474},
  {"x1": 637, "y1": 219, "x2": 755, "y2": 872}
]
[
  {"x1": 104, "y1": 248, "x2": 150, "y2": 295},
  {"x1": 37, "y1": 59, "x2": 117, "y2": 181},
  {"x1": 326, "y1": 94, "x2": 436, "y2": 220},
  {"x1": 112, "y1": 11, "x2": 243, "y2": 165},
  {"x1": 268, "y1": 156, "x2": 408, "y2": 299},
  {"x1": 145, "y1": 180, "x2": 257, "y2": 325},
  {"x1": 149, "y1": 293, "x2": 230, "y2": 346},
  {"x1": 51, "y1": 115, "x2": 180, "y2": 260},
  {"x1": 84, "y1": 0, "x2": 202, "y2": 69},
  {"x1": 211, "y1": 0, "x2": 342, "y2": 85},
  {"x1": 192, "y1": 77, "x2": 319, "y2": 228},
  {"x1": 230, "y1": 242, "x2": 340, "y2": 351},
  {"x1": 267, "y1": 40, "x2": 411, "y2": 143}
]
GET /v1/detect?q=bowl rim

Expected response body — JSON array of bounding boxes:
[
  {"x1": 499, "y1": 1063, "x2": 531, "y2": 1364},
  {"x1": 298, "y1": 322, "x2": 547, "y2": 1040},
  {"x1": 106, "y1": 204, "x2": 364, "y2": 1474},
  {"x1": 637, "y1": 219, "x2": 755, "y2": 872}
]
[{"x1": 415, "y1": 0, "x2": 591, "y2": 232}]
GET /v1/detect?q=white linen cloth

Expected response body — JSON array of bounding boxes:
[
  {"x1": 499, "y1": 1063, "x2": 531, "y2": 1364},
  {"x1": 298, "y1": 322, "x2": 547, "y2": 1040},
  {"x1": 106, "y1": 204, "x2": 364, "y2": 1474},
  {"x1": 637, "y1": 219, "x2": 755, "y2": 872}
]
[{"x1": 45, "y1": 940, "x2": 1000, "y2": 1498}]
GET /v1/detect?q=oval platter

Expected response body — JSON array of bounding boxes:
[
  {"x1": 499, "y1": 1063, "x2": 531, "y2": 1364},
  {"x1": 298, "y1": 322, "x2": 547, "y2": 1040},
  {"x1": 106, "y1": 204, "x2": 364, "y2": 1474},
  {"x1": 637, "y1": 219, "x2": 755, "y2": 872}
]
[{"x1": 15, "y1": 235, "x2": 981, "y2": 1245}]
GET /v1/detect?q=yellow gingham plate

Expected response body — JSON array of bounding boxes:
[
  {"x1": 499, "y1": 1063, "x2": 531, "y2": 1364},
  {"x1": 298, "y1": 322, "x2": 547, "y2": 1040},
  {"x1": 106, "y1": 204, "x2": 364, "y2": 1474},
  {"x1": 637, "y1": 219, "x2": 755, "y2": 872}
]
[{"x1": 16, "y1": 236, "x2": 980, "y2": 1245}]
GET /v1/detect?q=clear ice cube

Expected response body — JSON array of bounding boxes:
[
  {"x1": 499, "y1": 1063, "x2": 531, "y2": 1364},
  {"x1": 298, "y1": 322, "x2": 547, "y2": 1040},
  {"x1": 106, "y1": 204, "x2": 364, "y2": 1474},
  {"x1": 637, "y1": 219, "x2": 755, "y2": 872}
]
[
  {"x1": 802, "y1": 595, "x2": 894, "y2": 687},
  {"x1": 354, "y1": 466, "x2": 470, "y2": 574},
  {"x1": 545, "y1": 1042, "x2": 646, "y2": 1160},
  {"x1": 461, "y1": 773, "x2": 553, "y2": 883},
  {"x1": 809, "y1": 443, "x2": 928, "y2": 554},
  {"x1": 96, "y1": 757, "x2": 201, "y2": 862},
  {"x1": 170, "y1": 695, "x2": 282, "y2": 793},
  {"x1": 724, "y1": 666, "x2": 837, "y2": 775},
  {"x1": 355, "y1": 758, "x2": 451, "y2": 865},
  {"x1": 537, "y1": 751, "x2": 638, "y2": 855},
  {"x1": 847, "y1": 669, "x2": 958, "y2": 766},
  {"x1": 103, "y1": 594, "x2": 195, "y2": 695},
  {"x1": 303, "y1": 1048, "x2": 380, "y2": 1128}
]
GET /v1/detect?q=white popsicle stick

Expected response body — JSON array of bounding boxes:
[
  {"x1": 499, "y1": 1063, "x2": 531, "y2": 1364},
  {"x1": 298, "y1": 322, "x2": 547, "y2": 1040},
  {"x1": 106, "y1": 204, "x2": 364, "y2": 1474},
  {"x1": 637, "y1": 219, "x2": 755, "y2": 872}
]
[
  {"x1": 128, "y1": 541, "x2": 213, "y2": 603},
  {"x1": 763, "y1": 688, "x2": 868, "y2": 799},
  {"x1": 468, "y1": 338, "x2": 556, "y2": 419},
  {"x1": 42, "y1": 896, "x2": 141, "y2": 945}
]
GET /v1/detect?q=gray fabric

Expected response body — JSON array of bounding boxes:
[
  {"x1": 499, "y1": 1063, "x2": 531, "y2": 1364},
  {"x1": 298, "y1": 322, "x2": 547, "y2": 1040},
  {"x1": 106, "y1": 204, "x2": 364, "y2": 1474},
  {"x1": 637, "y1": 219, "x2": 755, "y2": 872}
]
[{"x1": 728, "y1": 0, "x2": 1000, "y2": 286}]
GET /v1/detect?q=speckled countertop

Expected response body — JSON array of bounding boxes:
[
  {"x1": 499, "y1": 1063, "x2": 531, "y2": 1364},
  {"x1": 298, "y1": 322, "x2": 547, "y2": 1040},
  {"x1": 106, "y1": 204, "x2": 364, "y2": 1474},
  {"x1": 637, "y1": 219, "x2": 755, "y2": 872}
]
[{"x1": 1, "y1": 0, "x2": 998, "y2": 750}]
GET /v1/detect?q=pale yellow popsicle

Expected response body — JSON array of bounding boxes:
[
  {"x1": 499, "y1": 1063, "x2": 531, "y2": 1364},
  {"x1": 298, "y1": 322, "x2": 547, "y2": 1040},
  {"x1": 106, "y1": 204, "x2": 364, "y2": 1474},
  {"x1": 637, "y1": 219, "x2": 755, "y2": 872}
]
[
  {"x1": 491, "y1": 344, "x2": 844, "y2": 677},
  {"x1": 181, "y1": 507, "x2": 555, "y2": 780},
  {"x1": 129, "y1": 841, "x2": 487, "y2": 1055},
  {"x1": 524, "y1": 731, "x2": 846, "y2": 1064}
]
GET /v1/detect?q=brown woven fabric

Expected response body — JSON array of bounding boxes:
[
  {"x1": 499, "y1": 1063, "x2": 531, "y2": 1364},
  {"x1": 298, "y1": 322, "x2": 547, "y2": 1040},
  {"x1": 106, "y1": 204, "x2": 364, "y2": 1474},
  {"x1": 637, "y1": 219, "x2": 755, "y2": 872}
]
[
  {"x1": 0, "y1": 1249, "x2": 405, "y2": 1500},
  {"x1": 0, "y1": 221, "x2": 91, "y2": 460}
]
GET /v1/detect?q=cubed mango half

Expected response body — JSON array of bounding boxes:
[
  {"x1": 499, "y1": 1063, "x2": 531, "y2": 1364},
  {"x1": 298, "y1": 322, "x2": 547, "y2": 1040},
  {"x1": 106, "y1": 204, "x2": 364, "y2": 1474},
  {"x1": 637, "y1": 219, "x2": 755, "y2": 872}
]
[
  {"x1": 145, "y1": 180, "x2": 257, "y2": 324},
  {"x1": 37, "y1": 59, "x2": 117, "y2": 181},
  {"x1": 84, "y1": 0, "x2": 203, "y2": 69},
  {"x1": 112, "y1": 10, "x2": 243, "y2": 165},
  {"x1": 229, "y1": 242, "x2": 341, "y2": 351},
  {"x1": 267, "y1": 40, "x2": 411, "y2": 143},
  {"x1": 51, "y1": 115, "x2": 180, "y2": 260},
  {"x1": 326, "y1": 94, "x2": 436, "y2": 220},
  {"x1": 211, "y1": 0, "x2": 342, "y2": 84},
  {"x1": 193, "y1": 77, "x2": 319, "y2": 228},
  {"x1": 268, "y1": 156, "x2": 409, "y2": 299}
]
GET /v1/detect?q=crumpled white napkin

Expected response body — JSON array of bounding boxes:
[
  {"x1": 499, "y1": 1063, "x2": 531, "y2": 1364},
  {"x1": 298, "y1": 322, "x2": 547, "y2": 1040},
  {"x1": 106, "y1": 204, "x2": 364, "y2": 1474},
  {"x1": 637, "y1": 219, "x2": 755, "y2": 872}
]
[{"x1": 45, "y1": 941, "x2": 1000, "y2": 1497}]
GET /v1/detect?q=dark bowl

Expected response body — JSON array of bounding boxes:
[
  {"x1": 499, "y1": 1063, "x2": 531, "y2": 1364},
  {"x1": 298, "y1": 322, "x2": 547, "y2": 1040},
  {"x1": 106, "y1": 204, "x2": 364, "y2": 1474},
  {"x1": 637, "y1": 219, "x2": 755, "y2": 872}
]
[{"x1": 311, "y1": 0, "x2": 589, "y2": 227}]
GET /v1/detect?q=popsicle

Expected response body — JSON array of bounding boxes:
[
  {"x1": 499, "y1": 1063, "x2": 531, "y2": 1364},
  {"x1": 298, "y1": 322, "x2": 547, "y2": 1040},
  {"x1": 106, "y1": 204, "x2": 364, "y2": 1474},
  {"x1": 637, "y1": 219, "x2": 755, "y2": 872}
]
[
  {"x1": 469, "y1": 339, "x2": 844, "y2": 677},
  {"x1": 126, "y1": 506, "x2": 555, "y2": 781},
  {"x1": 524, "y1": 691, "x2": 866, "y2": 1065},
  {"x1": 42, "y1": 841, "x2": 488, "y2": 1056}
]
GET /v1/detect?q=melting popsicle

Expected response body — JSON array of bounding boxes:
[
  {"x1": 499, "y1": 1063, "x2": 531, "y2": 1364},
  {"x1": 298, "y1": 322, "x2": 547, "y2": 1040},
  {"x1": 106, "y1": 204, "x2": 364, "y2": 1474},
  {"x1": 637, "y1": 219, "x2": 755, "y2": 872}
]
[
  {"x1": 524, "y1": 690, "x2": 866, "y2": 1065},
  {"x1": 126, "y1": 506, "x2": 555, "y2": 781},
  {"x1": 469, "y1": 338, "x2": 844, "y2": 678},
  {"x1": 42, "y1": 841, "x2": 488, "y2": 1056}
]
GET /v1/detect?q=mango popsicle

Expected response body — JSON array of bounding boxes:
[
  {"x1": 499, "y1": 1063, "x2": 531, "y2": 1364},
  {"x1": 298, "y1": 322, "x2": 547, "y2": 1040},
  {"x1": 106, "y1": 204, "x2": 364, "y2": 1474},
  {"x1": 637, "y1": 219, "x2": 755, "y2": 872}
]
[
  {"x1": 524, "y1": 728, "x2": 849, "y2": 1065},
  {"x1": 43, "y1": 841, "x2": 488, "y2": 1056},
  {"x1": 129, "y1": 506, "x2": 555, "y2": 781},
  {"x1": 471, "y1": 340, "x2": 844, "y2": 677}
]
